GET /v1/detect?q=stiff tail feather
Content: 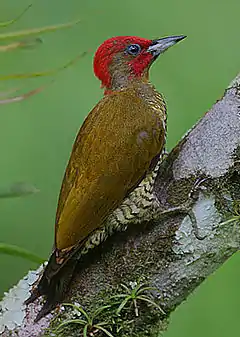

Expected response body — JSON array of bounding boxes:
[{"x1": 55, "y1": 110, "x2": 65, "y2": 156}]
[{"x1": 25, "y1": 250, "x2": 78, "y2": 322}]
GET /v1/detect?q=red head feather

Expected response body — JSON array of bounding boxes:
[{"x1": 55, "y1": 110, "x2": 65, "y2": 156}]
[{"x1": 93, "y1": 36, "x2": 153, "y2": 90}]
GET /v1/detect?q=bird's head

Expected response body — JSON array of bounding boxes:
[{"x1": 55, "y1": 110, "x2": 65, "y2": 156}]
[{"x1": 93, "y1": 35, "x2": 186, "y2": 93}]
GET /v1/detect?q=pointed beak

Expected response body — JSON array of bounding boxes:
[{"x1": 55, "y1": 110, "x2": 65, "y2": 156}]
[{"x1": 147, "y1": 35, "x2": 186, "y2": 57}]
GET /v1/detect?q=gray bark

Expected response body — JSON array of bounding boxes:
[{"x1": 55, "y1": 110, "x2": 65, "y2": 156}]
[{"x1": 0, "y1": 73, "x2": 240, "y2": 337}]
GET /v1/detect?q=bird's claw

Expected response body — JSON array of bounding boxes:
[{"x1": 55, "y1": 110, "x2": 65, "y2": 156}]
[{"x1": 156, "y1": 177, "x2": 209, "y2": 240}]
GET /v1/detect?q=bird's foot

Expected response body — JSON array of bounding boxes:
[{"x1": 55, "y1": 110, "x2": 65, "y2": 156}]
[{"x1": 156, "y1": 177, "x2": 209, "y2": 240}]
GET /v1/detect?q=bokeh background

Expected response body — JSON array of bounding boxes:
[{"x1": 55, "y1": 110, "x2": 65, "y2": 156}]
[{"x1": 0, "y1": 0, "x2": 240, "y2": 336}]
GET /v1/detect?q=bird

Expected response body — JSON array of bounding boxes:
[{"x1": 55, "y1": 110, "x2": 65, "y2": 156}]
[{"x1": 25, "y1": 34, "x2": 186, "y2": 321}]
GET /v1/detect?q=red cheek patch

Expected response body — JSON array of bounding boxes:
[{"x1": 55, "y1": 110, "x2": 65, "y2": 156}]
[{"x1": 128, "y1": 52, "x2": 153, "y2": 78}]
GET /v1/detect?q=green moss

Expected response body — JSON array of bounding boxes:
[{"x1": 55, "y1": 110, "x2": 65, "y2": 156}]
[
  {"x1": 214, "y1": 146, "x2": 240, "y2": 220},
  {"x1": 44, "y1": 281, "x2": 166, "y2": 337}
]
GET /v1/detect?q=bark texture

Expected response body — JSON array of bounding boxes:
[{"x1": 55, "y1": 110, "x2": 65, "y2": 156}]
[{"x1": 0, "y1": 73, "x2": 240, "y2": 337}]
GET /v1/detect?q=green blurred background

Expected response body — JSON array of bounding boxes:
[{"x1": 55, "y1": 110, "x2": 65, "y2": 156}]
[{"x1": 0, "y1": 0, "x2": 240, "y2": 336}]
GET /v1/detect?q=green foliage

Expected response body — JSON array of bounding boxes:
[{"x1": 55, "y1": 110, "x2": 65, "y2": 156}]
[
  {"x1": 0, "y1": 4, "x2": 32, "y2": 28},
  {"x1": 0, "y1": 243, "x2": 44, "y2": 263},
  {"x1": 0, "y1": 3, "x2": 81, "y2": 104},
  {"x1": 111, "y1": 282, "x2": 164, "y2": 317},
  {"x1": 0, "y1": 52, "x2": 86, "y2": 81},
  {"x1": 0, "y1": 11, "x2": 80, "y2": 42},
  {"x1": 0, "y1": 3, "x2": 82, "y2": 264},
  {"x1": 0, "y1": 182, "x2": 39, "y2": 198},
  {"x1": 53, "y1": 303, "x2": 114, "y2": 337},
  {"x1": 218, "y1": 199, "x2": 240, "y2": 227},
  {"x1": 49, "y1": 281, "x2": 164, "y2": 336},
  {"x1": 0, "y1": 182, "x2": 41, "y2": 261}
]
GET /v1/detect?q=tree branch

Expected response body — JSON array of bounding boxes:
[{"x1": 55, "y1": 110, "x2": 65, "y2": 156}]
[{"x1": 0, "y1": 73, "x2": 240, "y2": 337}]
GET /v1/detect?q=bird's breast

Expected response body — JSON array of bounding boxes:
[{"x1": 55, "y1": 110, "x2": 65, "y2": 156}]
[{"x1": 134, "y1": 83, "x2": 167, "y2": 144}]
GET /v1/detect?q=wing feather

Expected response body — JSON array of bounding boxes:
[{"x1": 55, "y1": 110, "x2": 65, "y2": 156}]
[{"x1": 55, "y1": 89, "x2": 165, "y2": 250}]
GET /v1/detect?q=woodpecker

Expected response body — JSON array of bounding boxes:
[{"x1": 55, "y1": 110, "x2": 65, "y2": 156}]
[{"x1": 26, "y1": 34, "x2": 186, "y2": 321}]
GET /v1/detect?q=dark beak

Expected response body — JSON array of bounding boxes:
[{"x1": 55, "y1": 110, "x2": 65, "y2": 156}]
[{"x1": 147, "y1": 35, "x2": 186, "y2": 57}]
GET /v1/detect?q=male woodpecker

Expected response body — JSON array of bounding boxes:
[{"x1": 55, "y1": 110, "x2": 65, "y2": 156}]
[{"x1": 26, "y1": 34, "x2": 186, "y2": 321}]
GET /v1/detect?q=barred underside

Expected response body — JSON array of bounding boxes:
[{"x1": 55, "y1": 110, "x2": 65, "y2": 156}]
[
  {"x1": 80, "y1": 83, "x2": 167, "y2": 257},
  {"x1": 80, "y1": 155, "x2": 162, "y2": 255}
]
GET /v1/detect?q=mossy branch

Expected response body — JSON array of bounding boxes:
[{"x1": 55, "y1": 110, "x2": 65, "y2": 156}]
[{"x1": 0, "y1": 73, "x2": 240, "y2": 336}]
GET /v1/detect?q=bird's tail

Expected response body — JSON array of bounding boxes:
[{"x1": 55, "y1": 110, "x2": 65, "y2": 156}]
[{"x1": 25, "y1": 250, "x2": 78, "y2": 322}]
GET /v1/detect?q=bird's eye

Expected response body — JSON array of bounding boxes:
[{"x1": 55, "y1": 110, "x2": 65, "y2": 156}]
[{"x1": 126, "y1": 44, "x2": 141, "y2": 56}]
